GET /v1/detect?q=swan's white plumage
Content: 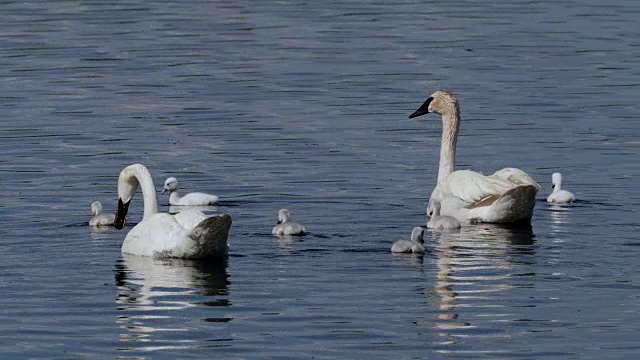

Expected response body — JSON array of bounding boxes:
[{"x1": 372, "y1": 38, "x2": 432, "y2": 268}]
[
  {"x1": 89, "y1": 201, "x2": 115, "y2": 226},
  {"x1": 410, "y1": 90, "x2": 539, "y2": 224},
  {"x1": 115, "y1": 164, "x2": 231, "y2": 259},
  {"x1": 426, "y1": 199, "x2": 461, "y2": 231},
  {"x1": 547, "y1": 172, "x2": 575, "y2": 204},
  {"x1": 162, "y1": 177, "x2": 219, "y2": 206},
  {"x1": 391, "y1": 227, "x2": 425, "y2": 253},
  {"x1": 272, "y1": 209, "x2": 306, "y2": 236}
]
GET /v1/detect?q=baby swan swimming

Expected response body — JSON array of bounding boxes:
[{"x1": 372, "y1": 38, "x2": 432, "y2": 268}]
[
  {"x1": 272, "y1": 209, "x2": 307, "y2": 236},
  {"x1": 89, "y1": 201, "x2": 115, "y2": 227},
  {"x1": 547, "y1": 172, "x2": 575, "y2": 204},
  {"x1": 162, "y1": 177, "x2": 219, "y2": 206},
  {"x1": 426, "y1": 199, "x2": 461, "y2": 231},
  {"x1": 391, "y1": 227, "x2": 425, "y2": 254}
]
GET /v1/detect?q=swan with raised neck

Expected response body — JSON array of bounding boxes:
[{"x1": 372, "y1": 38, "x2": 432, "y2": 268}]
[
  {"x1": 547, "y1": 172, "x2": 575, "y2": 203},
  {"x1": 410, "y1": 90, "x2": 459, "y2": 184},
  {"x1": 409, "y1": 90, "x2": 539, "y2": 224}
]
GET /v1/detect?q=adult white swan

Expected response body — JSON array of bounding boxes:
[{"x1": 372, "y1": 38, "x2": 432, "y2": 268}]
[
  {"x1": 409, "y1": 90, "x2": 539, "y2": 224},
  {"x1": 114, "y1": 164, "x2": 232, "y2": 259}
]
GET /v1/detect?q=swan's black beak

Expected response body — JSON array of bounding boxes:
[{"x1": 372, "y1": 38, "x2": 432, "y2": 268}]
[
  {"x1": 276, "y1": 220, "x2": 282, "y2": 224},
  {"x1": 551, "y1": 184, "x2": 555, "y2": 189},
  {"x1": 114, "y1": 198, "x2": 130, "y2": 230},
  {"x1": 409, "y1": 97, "x2": 433, "y2": 119}
]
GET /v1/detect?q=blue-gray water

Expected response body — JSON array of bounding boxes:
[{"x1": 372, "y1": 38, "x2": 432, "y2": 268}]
[{"x1": 1, "y1": 0, "x2": 639, "y2": 358}]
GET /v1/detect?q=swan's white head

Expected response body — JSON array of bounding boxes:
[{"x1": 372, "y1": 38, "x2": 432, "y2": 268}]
[
  {"x1": 410, "y1": 226, "x2": 425, "y2": 243},
  {"x1": 115, "y1": 164, "x2": 153, "y2": 229},
  {"x1": 277, "y1": 209, "x2": 291, "y2": 224},
  {"x1": 409, "y1": 90, "x2": 459, "y2": 118},
  {"x1": 162, "y1": 177, "x2": 178, "y2": 194},
  {"x1": 551, "y1": 172, "x2": 563, "y2": 190},
  {"x1": 427, "y1": 199, "x2": 441, "y2": 217},
  {"x1": 91, "y1": 201, "x2": 103, "y2": 216}
]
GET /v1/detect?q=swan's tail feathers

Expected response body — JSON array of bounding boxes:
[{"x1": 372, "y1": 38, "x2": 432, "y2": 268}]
[
  {"x1": 489, "y1": 185, "x2": 538, "y2": 224},
  {"x1": 189, "y1": 214, "x2": 232, "y2": 258}
]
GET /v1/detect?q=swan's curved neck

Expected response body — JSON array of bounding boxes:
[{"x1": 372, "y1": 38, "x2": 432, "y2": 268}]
[
  {"x1": 438, "y1": 112, "x2": 459, "y2": 183},
  {"x1": 169, "y1": 191, "x2": 181, "y2": 203},
  {"x1": 124, "y1": 165, "x2": 158, "y2": 219}
]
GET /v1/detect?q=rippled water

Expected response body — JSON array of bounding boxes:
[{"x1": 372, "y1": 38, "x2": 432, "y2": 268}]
[{"x1": 1, "y1": 0, "x2": 639, "y2": 358}]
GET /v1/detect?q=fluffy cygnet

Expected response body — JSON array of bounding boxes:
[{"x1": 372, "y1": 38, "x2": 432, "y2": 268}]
[
  {"x1": 272, "y1": 209, "x2": 307, "y2": 236},
  {"x1": 426, "y1": 200, "x2": 461, "y2": 231},
  {"x1": 391, "y1": 227, "x2": 425, "y2": 254},
  {"x1": 547, "y1": 172, "x2": 575, "y2": 204},
  {"x1": 162, "y1": 177, "x2": 219, "y2": 206},
  {"x1": 89, "y1": 201, "x2": 116, "y2": 227}
]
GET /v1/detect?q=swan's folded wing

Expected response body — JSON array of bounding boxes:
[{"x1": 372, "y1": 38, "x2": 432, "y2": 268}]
[
  {"x1": 432, "y1": 170, "x2": 517, "y2": 206},
  {"x1": 188, "y1": 214, "x2": 232, "y2": 258},
  {"x1": 173, "y1": 209, "x2": 208, "y2": 231},
  {"x1": 490, "y1": 167, "x2": 540, "y2": 189}
]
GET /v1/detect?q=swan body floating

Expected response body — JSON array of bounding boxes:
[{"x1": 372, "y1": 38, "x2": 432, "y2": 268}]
[
  {"x1": 547, "y1": 172, "x2": 575, "y2": 204},
  {"x1": 114, "y1": 164, "x2": 232, "y2": 259},
  {"x1": 89, "y1": 201, "x2": 115, "y2": 226},
  {"x1": 426, "y1": 199, "x2": 461, "y2": 231},
  {"x1": 162, "y1": 177, "x2": 219, "y2": 206},
  {"x1": 272, "y1": 209, "x2": 306, "y2": 236},
  {"x1": 409, "y1": 90, "x2": 539, "y2": 224},
  {"x1": 391, "y1": 227, "x2": 425, "y2": 254}
]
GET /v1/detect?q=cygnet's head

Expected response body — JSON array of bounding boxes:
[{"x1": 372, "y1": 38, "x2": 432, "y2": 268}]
[
  {"x1": 551, "y1": 172, "x2": 563, "y2": 189},
  {"x1": 409, "y1": 90, "x2": 459, "y2": 118},
  {"x1": 277, "y1": 209, "x2": 291, "y2": 224},
  {"x1": 162, "y1": 177, "x2": 179, "y2": 194},
  {"x1": 410, "y1": 227, "x2": 425, "y2": 243},
  {"x1": 426, "y1": 199, "x2": 441, "y2": 217},
  {"x1": 91, "y1": 201, "x2": 103, "y2": 216}
]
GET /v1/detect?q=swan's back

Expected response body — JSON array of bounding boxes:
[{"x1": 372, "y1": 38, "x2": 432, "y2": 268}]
[
  {"x1": 391, "y1": 240, "x2": 425, "y2": 254},
  {"x1": 122, "y1": 212, "x2": 232, "y2": 258},
  {"x1": 272, "y1": 221, "x2": 306, "y2": 236},
  {"x1": 89, "y1": 212, "x2": 116, "y2": 226},
  {"x1": 432, "y1": 168, "x2": 539, "y2": 224},
  {"x1": 171, "y1": 192, "x2": 219, "y2": 206},
  {"x1": 391, "y1": 227, "x2": 425, "y2": 253},
  {"x1": 547, "y1": 190, "x2": 575, "y2": 204}
]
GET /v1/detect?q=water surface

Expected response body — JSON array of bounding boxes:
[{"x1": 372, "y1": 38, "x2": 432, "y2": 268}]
[{"x1": 1, "y1": 0, "x2": 639, "y2": 358}]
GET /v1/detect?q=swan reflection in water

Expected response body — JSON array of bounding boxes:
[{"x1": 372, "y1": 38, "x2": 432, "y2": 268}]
[
  {"x1": 548, "y1": 204, "x2": 571, "y2": 237},
  {"x1": 114, "y1": 254, "x2": 230, "y2": 352},
  {"x1": 420, "y1": 224, "x2": 536, "y2": 350}
]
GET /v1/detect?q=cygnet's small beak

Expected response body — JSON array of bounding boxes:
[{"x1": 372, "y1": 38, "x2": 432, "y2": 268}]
[{"x1": 161, "y1": 188, "x2": 168, "y2": 194}]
